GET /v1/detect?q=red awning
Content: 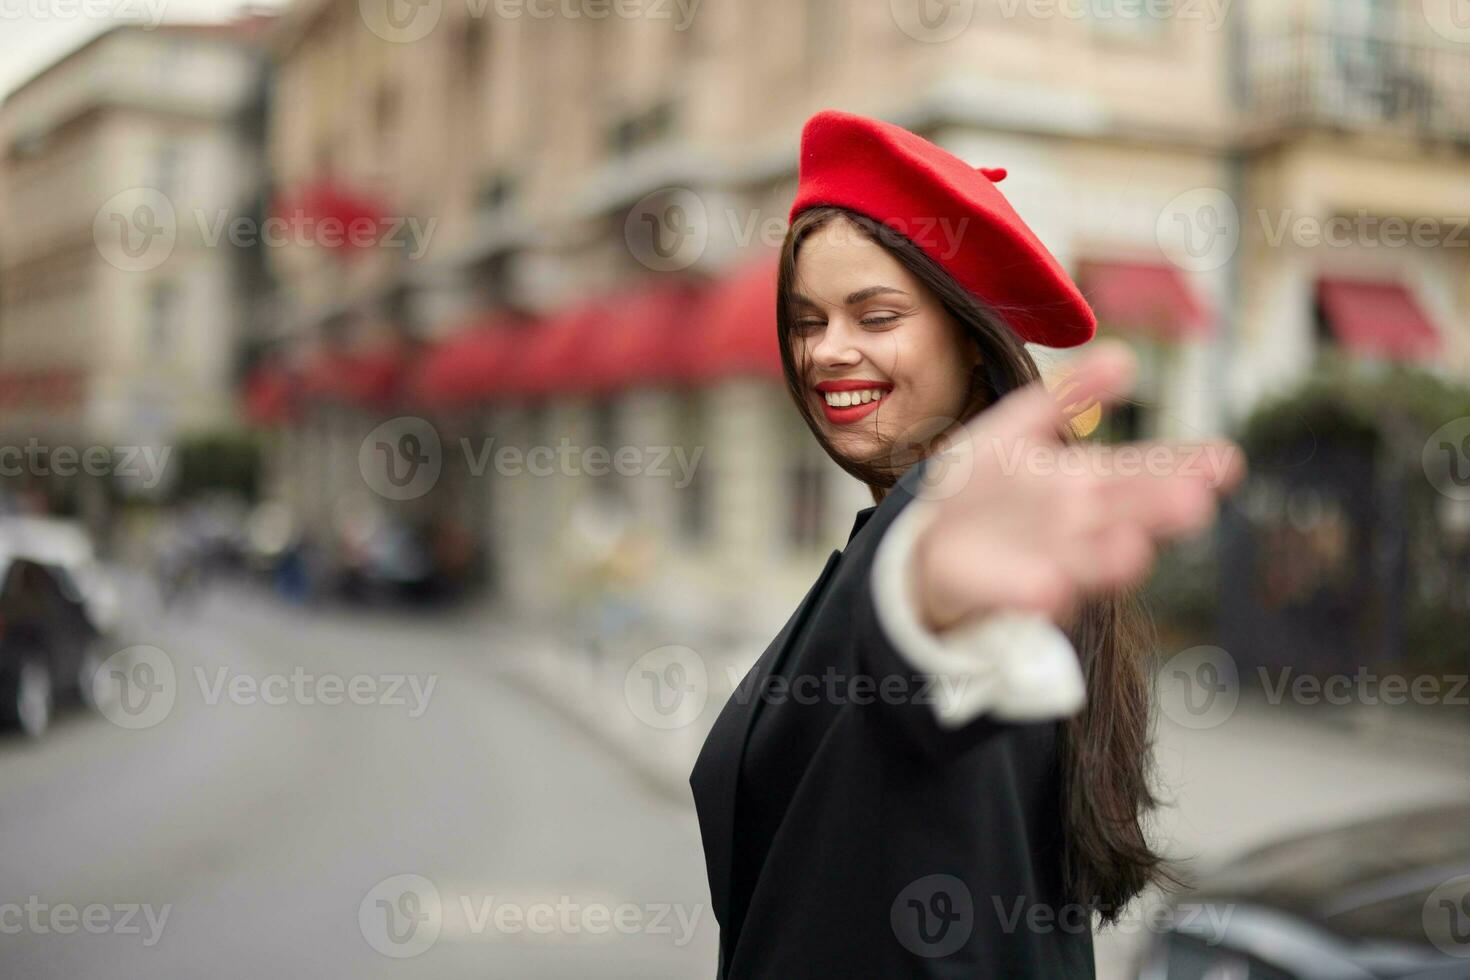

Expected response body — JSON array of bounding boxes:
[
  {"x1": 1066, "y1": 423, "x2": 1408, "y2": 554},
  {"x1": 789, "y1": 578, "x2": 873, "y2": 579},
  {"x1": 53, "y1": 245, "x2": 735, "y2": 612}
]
[
  {"x1": 409, "y1": 315, "x2": 528, "y2": 408},
  {"x1": 1076, "y1": 260, "x2": 1210, "y2": 340},
  {"x1": 690, "y1": 257, "x2": 784, "y2": 382},
  {"x1": 515, "y1": 300, "x2": 610, "y2": 398},
  {"x1": 0, "y1": 369, "x2": 83, "y2": 410},
  {"x1": 1316, "y1": 277, "x2": 1439, "y2": 360},
  {"x1": 241, "y1": 361, "x2": 298, "y2": 427},
  {"x1": 576, "y1": 282, "x2": 700, "y2": 394},
  {"x1": 272, "y1": 178, "x2": 389, "y2": 259},
  {"x1": 299, "y1": 346, "x2": 405, "y2": 407}
]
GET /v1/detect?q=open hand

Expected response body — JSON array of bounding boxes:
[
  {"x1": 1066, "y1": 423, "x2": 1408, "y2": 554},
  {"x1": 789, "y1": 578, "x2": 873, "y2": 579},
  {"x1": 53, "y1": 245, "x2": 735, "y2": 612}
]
[{"x1": 911, "y1": 339, "x2": 1246, "y2": 632}]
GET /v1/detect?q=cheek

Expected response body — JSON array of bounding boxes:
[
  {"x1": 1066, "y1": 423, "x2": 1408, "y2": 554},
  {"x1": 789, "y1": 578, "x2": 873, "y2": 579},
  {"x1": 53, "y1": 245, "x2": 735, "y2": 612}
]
[{"x1": 889, "y1": 327, "x2": 971, "y2": 410}]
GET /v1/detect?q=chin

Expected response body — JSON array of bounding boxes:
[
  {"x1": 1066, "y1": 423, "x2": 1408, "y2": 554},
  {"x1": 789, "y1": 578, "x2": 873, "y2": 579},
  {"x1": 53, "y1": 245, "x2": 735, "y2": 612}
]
[{"x1": 825, "y1": 430, "x2": 887, "y2": 465}]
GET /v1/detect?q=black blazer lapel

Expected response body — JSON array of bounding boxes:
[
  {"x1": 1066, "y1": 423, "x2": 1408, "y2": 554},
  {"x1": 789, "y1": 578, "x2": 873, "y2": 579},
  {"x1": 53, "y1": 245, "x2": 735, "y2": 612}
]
[{"x1": 690, "y1": 545, "x2": 843, "y2": 938}]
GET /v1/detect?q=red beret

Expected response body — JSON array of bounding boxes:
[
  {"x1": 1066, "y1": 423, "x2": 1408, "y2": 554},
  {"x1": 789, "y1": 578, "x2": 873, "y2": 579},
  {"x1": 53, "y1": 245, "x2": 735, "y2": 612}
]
[{"x1": 788, "y1": 109, "x2": 1096, "y2": 348}]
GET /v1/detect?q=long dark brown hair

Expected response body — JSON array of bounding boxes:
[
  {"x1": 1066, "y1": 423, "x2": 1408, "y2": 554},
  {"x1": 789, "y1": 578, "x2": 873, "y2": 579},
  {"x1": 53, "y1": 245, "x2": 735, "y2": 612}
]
[{"x1": 776, "y1": 205, "x2": 1177, "y2": 924}]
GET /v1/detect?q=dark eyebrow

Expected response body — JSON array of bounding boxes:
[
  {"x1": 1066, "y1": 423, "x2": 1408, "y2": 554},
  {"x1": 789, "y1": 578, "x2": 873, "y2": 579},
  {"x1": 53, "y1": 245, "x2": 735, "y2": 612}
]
[{"x1": 790, "y1": 285, "x2": 910, "y2": 309}]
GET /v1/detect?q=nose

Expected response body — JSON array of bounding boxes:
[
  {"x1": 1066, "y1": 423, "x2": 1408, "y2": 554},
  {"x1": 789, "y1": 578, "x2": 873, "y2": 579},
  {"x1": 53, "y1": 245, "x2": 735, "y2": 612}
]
[{"x1": 809, "y1": 316, "x2": 862, "y2": 371}]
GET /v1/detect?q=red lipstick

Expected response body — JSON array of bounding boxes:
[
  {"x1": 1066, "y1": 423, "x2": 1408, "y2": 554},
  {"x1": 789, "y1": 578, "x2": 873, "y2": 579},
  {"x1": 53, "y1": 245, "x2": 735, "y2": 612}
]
[{"x1": 814, "y1": 379, "x2": 892, "y2": 426}]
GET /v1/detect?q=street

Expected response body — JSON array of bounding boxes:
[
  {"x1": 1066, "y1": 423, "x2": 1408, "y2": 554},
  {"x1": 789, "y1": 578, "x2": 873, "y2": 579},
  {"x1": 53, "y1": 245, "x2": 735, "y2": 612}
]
[{"x1": 0, "y1": 583, "x2": 718, "y2": 979}]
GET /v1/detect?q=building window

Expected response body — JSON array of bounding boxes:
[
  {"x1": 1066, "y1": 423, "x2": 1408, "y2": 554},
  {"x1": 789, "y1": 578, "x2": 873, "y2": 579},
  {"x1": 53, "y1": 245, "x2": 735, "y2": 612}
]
[
  {"x1": 155, "y1": 141, "x2": 181, "y2": 198},
  {"x1": 460, "y1": 17, "x2": 486, "y2": 82},
  {"x1": 1096, "y1": 336, "x2": 1164, "y2": 442},
  {"x1": 376, "y1": 83, "x2": 400, "y2": 137},
  {"x1": 788, "y1": 452, "x2": 827, "y2": 549},
  {"x1": 675, "y1": 390, "x2": 709, "y2": 543},
  {"x1": 605, "y1": 99, "x2": 676, "y2": 156},
  {"x1": 459, "y1": 18, "x2": 488, "y2": 160},
  {"x1": 476, "y1": 171, "x2": 517, "y2": 215},
  {"x1": 590, "y1": 396, "x2": 625, "y2": 503},
  {"x1": 148, "y1": 281, "x2": 177, "y2": 357}
]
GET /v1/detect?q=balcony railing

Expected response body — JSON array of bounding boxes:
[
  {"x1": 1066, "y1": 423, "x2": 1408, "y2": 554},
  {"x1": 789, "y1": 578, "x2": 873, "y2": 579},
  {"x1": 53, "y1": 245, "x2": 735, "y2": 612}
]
[{"x1": 1245, "y1": 29, "x2": 1470, "y2": 144}]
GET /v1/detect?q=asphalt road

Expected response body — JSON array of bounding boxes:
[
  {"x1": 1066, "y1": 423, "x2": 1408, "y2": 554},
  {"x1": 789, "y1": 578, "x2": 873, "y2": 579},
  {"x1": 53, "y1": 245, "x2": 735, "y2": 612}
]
[{"x1": 0, "y1": 582, "x2": 718, "y2": 979}]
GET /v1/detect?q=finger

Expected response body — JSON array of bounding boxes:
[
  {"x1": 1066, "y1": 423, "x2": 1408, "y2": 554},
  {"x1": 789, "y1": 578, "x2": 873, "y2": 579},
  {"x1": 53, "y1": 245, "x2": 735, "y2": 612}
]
[
  {"x1": 933, "y1": 549, "x2": 1074, "y2": 626},
  {"x1": 1075, "y1": 438, "x2": 1245, "y2": 495},
  {"x1": 961, "y1": 340, "x2": 1139, "y2": 450},
  {"x1": 1095, "y1": 472, "x2": 1217, "y2": 539},
  {"x1": 1074, "y1": 523, "x2": 1157, "y2": 591},
  {"x1": 943, "y1": 379, "x2": 1085, "y2": 471},
  {"x1": 1040, "y1": 340, "x2": 1139, "y2": 437}
]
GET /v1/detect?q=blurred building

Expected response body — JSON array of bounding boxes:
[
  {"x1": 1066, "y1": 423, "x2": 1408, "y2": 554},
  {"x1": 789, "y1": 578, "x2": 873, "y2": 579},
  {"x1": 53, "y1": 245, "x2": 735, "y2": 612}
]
[
  {"x1": 257, "y1": 0, "x2": 1470, "y2": 633},
  {"x1": 0, "y1": 18, "x2": 273, "y2": 512},
  {"x1": 1234, "y1": 0, "x2": 1470, "y2": 403}
]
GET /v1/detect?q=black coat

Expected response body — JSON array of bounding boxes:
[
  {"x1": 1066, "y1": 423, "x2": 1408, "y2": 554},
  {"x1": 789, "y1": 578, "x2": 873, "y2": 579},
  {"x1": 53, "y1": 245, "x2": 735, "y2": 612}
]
[{"x1": 689, "y1": 460, "x2": 1094, "y2": 978}]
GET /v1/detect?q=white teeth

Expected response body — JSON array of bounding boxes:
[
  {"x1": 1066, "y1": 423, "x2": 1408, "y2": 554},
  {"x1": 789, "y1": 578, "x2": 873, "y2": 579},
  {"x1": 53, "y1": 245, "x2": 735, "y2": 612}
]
[{"x1": 822, "y1": 388, "x2": 887, "y2": 407}]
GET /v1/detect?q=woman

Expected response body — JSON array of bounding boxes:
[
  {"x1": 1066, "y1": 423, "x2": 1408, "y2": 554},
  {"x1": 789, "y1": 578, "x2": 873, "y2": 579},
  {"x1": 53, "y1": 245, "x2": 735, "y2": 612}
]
[{"x1": 688, "y1": 110, "x2": 1243, "y2": 977}]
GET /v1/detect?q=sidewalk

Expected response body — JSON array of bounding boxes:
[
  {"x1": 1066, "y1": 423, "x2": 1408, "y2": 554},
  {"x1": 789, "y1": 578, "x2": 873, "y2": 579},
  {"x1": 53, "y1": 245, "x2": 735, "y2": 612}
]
[{"x1": 496, "y1": 596, "x2": 1470, "y2": 803}]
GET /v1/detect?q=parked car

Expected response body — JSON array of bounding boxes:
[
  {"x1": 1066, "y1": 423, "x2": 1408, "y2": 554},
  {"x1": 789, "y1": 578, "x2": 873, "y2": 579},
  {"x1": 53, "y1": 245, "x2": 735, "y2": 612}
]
[
  {"x1": 0, "y1": 517, "x2": 120, "y2": 737},
  {"x1": 1137, "y1": 802, "x2": 1470, "y2": 979}
]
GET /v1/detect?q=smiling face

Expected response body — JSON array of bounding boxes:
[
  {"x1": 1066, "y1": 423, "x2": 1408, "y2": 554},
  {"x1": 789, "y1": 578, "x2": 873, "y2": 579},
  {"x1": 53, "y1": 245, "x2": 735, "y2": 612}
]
[{"x1": 789, "y1": 216, "x2": 982, "y2": 466}]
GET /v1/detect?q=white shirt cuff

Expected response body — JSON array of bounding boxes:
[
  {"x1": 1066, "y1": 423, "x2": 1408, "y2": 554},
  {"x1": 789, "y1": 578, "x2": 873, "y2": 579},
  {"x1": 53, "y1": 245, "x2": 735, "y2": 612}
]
[{"x1": 869, "y1": 495, "x2": 1087, "y2": 728}]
